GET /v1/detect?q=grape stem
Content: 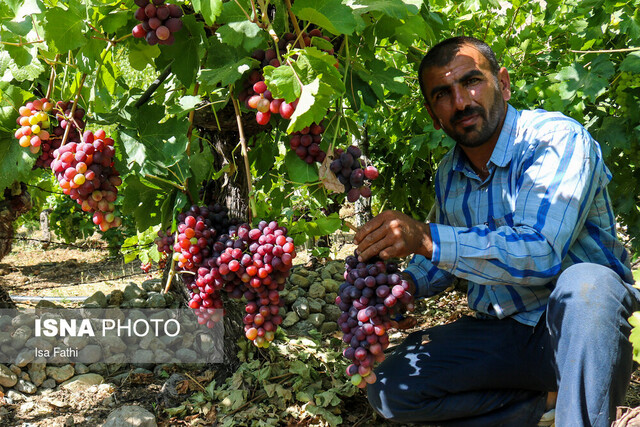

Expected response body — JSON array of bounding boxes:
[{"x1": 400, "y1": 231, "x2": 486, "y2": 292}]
[
  {"x1": 60, "y1": 73, "x2": 87, "y2": 147},
  {"x1": 233, "y1": 0, "x2": 255, "y2": 23},
  {"x1": 163, "y1": 232, "x2": 179, "y2": 294},
  {"x1": 283, "y1": 0, "x2": 305, "y2": 47},
  {"x1": 144, "y1": 174, "x2": 186, "y2": 192},
  {"x1": 45, "y1": 54, "x2": 61, "y2": 100},
  {"x1": 230, "y1": 93, "x2": 257, "y2": 221}
]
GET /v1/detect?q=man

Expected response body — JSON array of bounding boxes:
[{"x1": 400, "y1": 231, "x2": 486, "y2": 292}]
[{"x1": 355, "y1": 36, "x2": 639, "y2": 426}]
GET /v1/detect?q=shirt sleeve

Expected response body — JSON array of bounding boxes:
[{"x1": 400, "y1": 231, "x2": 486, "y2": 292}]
[
  {"x1": 430, "y1": 126, "x2": 605, "y2": 286},
  {"x1": 404, "y1": 254, "x2": 456, "y2": 297}
]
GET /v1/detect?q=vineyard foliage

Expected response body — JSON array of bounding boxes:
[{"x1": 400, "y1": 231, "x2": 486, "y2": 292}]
[{"x1": 1, "y1": 0, "x2": 640, "y2": 260}]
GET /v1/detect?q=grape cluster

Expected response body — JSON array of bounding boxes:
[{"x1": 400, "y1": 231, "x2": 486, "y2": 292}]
[
  {"x1": 614, "y1": 71, "x2": 640, "y2": 114},
  {"x1": 244, "y1": 74, "x2": 297, "y2": 125},
  {"x1": 336, "y1": 253, "x2": 415, "y2": 387},
  {"x1": 14, "y1": 98, "x2": 53, "y2": 155},
  {"x1": 132, "y1": 0, "x2": 183, "y2": 46},
  {"x1": 289, "y1": 122, "x2": 327, "y2": 164},
  {"x1": 155, "y1": 206, "x2": 296, "y2": 347},
  {"x1": 50, "y1": 129, "x2": 122, "y2": 231},
  {"x1": 329, "y1": 146, "x2": 378, "y2": 202},
  {"x1": 34, "y1": 100, "x2": 87, "y2": 169}
]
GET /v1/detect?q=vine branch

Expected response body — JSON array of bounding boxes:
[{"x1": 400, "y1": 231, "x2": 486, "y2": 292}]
[
  {"x1": 60, "y1": 73, "x2": 87, "y2": 147},
  {"x1": 230, "y1": 93, "x2": 257, "y2": 221}
]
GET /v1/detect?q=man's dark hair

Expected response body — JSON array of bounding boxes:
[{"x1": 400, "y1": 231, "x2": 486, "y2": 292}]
[{"x1": 418, "y1": 36, "x2": 500, "y2": 103}]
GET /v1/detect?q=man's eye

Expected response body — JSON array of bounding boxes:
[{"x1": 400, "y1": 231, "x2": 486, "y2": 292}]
[{"x1": 467, "y1": 77, "x2": 481, "y2": 85}]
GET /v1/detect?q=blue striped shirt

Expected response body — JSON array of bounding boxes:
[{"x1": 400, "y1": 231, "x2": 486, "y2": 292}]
[{"x1": 405, "y1": 104, "x2": 633, "y2": 326}]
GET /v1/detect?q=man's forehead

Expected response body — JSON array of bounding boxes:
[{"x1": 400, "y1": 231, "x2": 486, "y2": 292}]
[{"x1": 421, "y1": 44, "x2": 490, "y2": 82}]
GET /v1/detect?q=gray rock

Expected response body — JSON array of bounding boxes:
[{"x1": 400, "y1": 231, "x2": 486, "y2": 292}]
[
  {"x1": 308, "y1": 313, "x2": 325, "y2": 328},
  {"x1": 63, "y1": 336, "x2": 89, "y2": 350},
  {"x1": 9, "y1": 364, "x2": 21, "y2": 375},
  {"x1": 289, "y1": 274, "x2": 310, "y2": 289},
  {"x1": 25, "y1": 336, "x2": 53, "y2": 352},
  {"x1": 142, "y1": 279, "x2": 163, "y2": 293},
  {"x1": 108, "y1": 290, "x2": 125, "y2": 306},
  {"x1": 15, "y1": 379, "x2": 37, "y2": 394},
  {"x1": 12, "y1": 313, "x2": 34, "y2": 328},
  {"x1": 15, "y1": 348, "x2": 35, "y2": 367},
  {"x1": 46, "y1": 364, "x2": 75, "y2": 383},
  {"x1": 284, "y1": 289, "x2": 299, "y2": 305},
  {"x1": 41, "y1": 378, "x2": 57, "y2": 389},
  {"x1": 324, "y1": 292, "x2": 338, "y2": 305},
  {"x1": 288, "y1": 320, "x2": 314, "y2": 336},
  {"x1": 323, "y1": 304, "x2": 342, "y2": 322},
  {"x1": 307, "y1": 272, "x2": 319, "y2": 282},
  {"x1": 320, "y1": 269, "x2": 333, "y2": 280},
  {"x1": 103, "y1": 336, "x2": 127, "y2": 354},
  {"x1": 103, "y1": 405, "x2": 157, "y2": 427},
  {"x1": 291, "y1": 297, "x2": 310, "y2": 319},
  {"x1": 153, "y1": 349, "x2": 173, "y2": 364},
  {"x1": 322, "y1": 279, "x2": 340, "y2": 293},
  {"x1": 11, "y1": 326, "x2": 32, "y2": 349},
  {"x1": 294, "y1": 267, "x2": 310, "y2": 277},
  {"x1": 132, "y1": 350, "x2": 154, "y2": 365},
  {"x1": 83, "y1": 291, "x2": 107, "y2": 308},
  {"x1": 6, "y1": 389, "x2": 26, "y2": 402},
  {"x1": 332, "y1": 272, "x2": 345, "y2": 282},
  {"x1": 130, "y1": 298, "x2": 147, "y2": 308},
  {"x1": 123, "y1": 283, "x2": 147, "y2": 301},
  {"x1": 89, "y1": 362, "x2": 109, "y2": 375},
  {"x1": 146, "y1": 293, "x2": 166, "y2": 308},
  {"x1": 175, "y1": 348, "x2": 198, "y2": 363},
  {"x1": 0, "y1": 364, "x2": 18, "y2": 387},
  {"x1": 60, "y1": 373, "x2": 104, "y2": 392},
  {"x1": 79, "y1": 344, "x2": 102, "y2": 364},
  {"x1": 282, "y1": 312, "x2": 300, "y2": 328},
  {"x1": 308, "y1": 282, "x2": 326, "y2": 299},
  {"x1": 74, "y1": 363, "x2": 90, "y2": 375},
  {"x1": 320, "y1": 322, "x2": 338, "y2": 334},
  {"x1": 28, "y1": 359, "x2": 46, "y2": 386},
  {"x1": 35, "y1": 300, "x2": 61, "y2": 310},
  {"x1": 308, "y1": 298, "x2": 323, "y2": 313}
]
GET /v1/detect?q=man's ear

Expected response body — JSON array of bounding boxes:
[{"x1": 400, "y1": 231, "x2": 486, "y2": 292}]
[
  {"x1": 425, "y1": 102, "x2": 442, "y2": 130},
  {"x1": 499, "y1": 67, "x2": 511, "y2": 102}
]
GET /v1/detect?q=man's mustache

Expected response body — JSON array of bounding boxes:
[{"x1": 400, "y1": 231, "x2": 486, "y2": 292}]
[{"x1": 451, "y1": 106, "x2": 486, "y2": 125}]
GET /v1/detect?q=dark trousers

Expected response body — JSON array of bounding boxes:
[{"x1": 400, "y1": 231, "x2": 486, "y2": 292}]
[{"x1": 366, "y1": 263, "x2": 640, "y2": 426}]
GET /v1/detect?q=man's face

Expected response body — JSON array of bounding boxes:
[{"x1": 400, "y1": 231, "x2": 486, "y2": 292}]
[{"x1": 421, "y1": 44, "x2": 510, "y2": 148}]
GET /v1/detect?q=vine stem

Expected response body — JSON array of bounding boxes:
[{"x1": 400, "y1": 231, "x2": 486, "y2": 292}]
[
  {"x1": 45, "y1": 54, "x2": 61, "y2": 100},
  {"x1": 230, "y1": 94, "x2": 257, "y2": 221},
  {"x1": 570, "y1": 47, "x2": 640, "y2": 53},
  {"x1": 233, "y1": 0, "x2": 254, "y2": 23},
  {"x1": 283, "y1": 0, "x2": 305, "y2": 47},
  {"x1": 163, "y1": 232, "x2": 179, "y2": 294},
  {"x1": 145, "y1": 174, "x2": 186, "y2": 191},
  {"x1": 186, "y1": 83, "x2": 201, "y2": 148},
  {"x1": 60, "y1": 73, "x2": 87, "y2": 147}
]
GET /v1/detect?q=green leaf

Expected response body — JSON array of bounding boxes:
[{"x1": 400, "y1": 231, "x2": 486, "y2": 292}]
[
  {"x1": 199, "y1": 58, "x2": 256, "y2": 89},
  {"x1": 100, "y1": 10, "x2": 129, "y2": 35},
  {"x1": 263, "y1": 65, "x2": 301, "y2": 103},
  {"x1": 347, "y1": 0, "x2": 418, "y2": 19},
  {"x1": 191, "y1": 0, "x2": 223, "y2": 26},
  {"x1": 42, "y1": 6, "x2": 87, "y2": 52},
  {"x1": 306, "y1": 404, "x2": 342, "y2": 426},
  {"x1": 121, "y1": 176, "x2": 164, "y2": 231},
  {"x1": 286, "y1": 78, "x2": 334, "y2": 132},
  {"x1": 157, "y1": 15, "x2": 205, "y2": 86},
  {"x1": 218, "y1": 0, "x2": 252, "y2": 23},
  {"x1": 188, "y1": 143, "x2": 216, "y2": 188},
  {"x1": 292, "y1": 0, "x2": 358, "y2": 35},
  {"x1": 2, "y1": 18, "x2": 32, "y2": 36},
  {"x1": 0, "y1": 50, "x2": 44, "y2": 82},
  {"x1": 128, "y1": 42, "x2": 161, "y2": 71},
  {"x1": 620, "y1": 52, "x2": 640, "y2": 74},
  {"x1": 0, "y1": 134, "x2": 36, "y2": 191},
  {"x1": 284, "y1": 150, "x2": 319, "y2": 184},
  {"x1": 217, "y1": 20, "x2": 264, "y2": 52},
  {"x1": 77, "y1": 38, "x2": 105, "y2": 75}
]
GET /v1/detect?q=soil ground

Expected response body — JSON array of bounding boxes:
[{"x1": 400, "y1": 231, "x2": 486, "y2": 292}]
[{"x1": 1, "y1": 230, "x2": 640, "y2": 426}]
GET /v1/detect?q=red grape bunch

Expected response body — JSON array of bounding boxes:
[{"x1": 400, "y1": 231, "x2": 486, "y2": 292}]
[
  {"x1": 132, "y1": 0, "x2": 183, "y2": 46},
  {"x1": 50, "y1": 129, "x2": 123, "y2": 231},
  {"x1": 336, "y1": 253, "x2": 415, "y2": 387},
  {"x1": 14, "y1": 98, "x2": 53, "y2": 155},
  {"x1": 34, "y1": 100, "x2": 88, "y2": 169},
  {"x1": 288, "y1": 122, "x2": 327, "y2": 164},
  {"x1": 329, "y1": 146, "x2": 378, "y2": 202}
]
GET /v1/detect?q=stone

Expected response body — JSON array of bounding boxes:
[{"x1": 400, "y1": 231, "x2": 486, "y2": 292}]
[
  {"x1": 322, "y1": 279, "x2": 340, "y2": 293},
  {"x1": 11, "y1": 326, "x2": 32, "y2": 349},
  {"x1": 0, "y1": 364, "x2": 18, "y2": 387},
  {"x1": 63, "y1": 336, "x2": 90, "y2": 350},
  {"x1": 324, "y1": 292, "x2": 337, "y2": 305},
  {"x1": 103, "y1": 405, "x2": 157, "y2": 427},
  {"x1": 102, "y1": 336, "x2": 127, "y2": 354},
  {"x1": 320, "y1": 269, "x2": 333, "y2": 280},
  {"x1": 332, "y1": 272, "x2": 345, "y2": 282},
  {"x1": 108, "y1": 290, "x2": 125, "y2": 306},
  {"x1": 284, "y1": 289, "x2": 299, "y2": 305},
  {"x1": 146, "y1": 293, "x2": 166, "y2": 308},
  {"x1": 6, "y1": 390, "x2": 26, "y2": 402},
  {"x1": 130, "y1": 298, "x2": 147, "y2": 308},
  {"x1": 25, "y1": 336, "x2": 53, "y2": 352},
  {"x1": 123, "y1": 283, "x2": 147, "y2": 301},
  {"x1": 308, "y1": 313, "x2": 325, "y2": 328},
  {"x1": 41, "y1": 378, "x2": 56, "y2": 389},
  {"x1": 60, "y1": 373, "x2": 105, "y2": 392},
  {"x1": 175, "y1": 348, "x2": 198, "y2": 363},
  {"x1": 142, "y1": 279, "x2": 163, "y2": 292},
  {"x1": 35, "y1": 300, "x2": 60, "y2": 309},
  {"x1": 74, "y1": 363, "x2": 90, "y2": 374},
  {"x1": 132, "y1": 350, "x2": 154, "y2": 366},
  {"x1": 294, "y1": 267, "x2": 310, "y2": 277},
  {"x1": 308, "y1": 298, "x2": 323, "y2": 313},
  {"x1": 288, "y1": 320, "x2": 314, "y2": 336},
  {"x1": 289, "y1": 274, "x2": 310, "y2": 289},
  {"x1": 28, "y1": 360, "x2": 46, "y2": 387},
  {"x1": 15, "y1": 348, "x2": 35, "y2": 367},
  {"x1": 291, "y1": 297, "x2": 310, "y2": 319},
  {"x1": 308, "y1": 282, "x2": 326, "y2": 299},
  {"x1": 11, "y1": 313, "x2": 34, "y2": 328},
  {"x1": 320, "y1": 322, "x2": 338, "y2": 334},
  {"x1": 9, "y1": 364, "x2": 21, "y2": 375},
  {"x1": 46, "y1": 364, "x2": 75, "y2": 383},
  {"x1": 307, "y1": 271, "x2": 319, "y2": 282},
  {"x1": 323, "y1": 304, "x2": 342, "y2": 322},
  {"x1": 15, "y1": 379, "x2": 37, "y2": 394},
  {"x1": 89, "y1": 362, "x2": 109, "y2": 375},
  {"x1": 79, "y1": 344, "x2": 102, "y2": 364},
  {"x1": 282, "y1": 312, "x2": 300, "y2": 328},
  {"x1": 83, "y1": 291, "x2": 108, "y2": 308}
]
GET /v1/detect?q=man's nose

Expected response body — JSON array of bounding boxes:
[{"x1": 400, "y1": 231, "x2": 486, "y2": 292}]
[{"x1": 452, "y1": 85, "x2": 472, "y2": 111}]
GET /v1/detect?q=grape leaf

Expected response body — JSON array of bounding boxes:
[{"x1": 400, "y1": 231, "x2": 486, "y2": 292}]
[
  {"x1": 199, "y1": 58, "x2": 256, "y2": 89},
  {"x1": 121, "y1": 176, "x2": 163, "y2": 232},
  {"x1": 346, "y1": 0, "x2": 418, "y2": 19},
  {"x1": 157, "y1": 15, "x2": 205, "y2": 87},
  {"x1": 0, "y1": 135, "x2": 35, "y2": 191},
  {"x1": 2, "y1": 18, "x2": 32, "y2": 36},
  {"x1": 218, "y1": 0, "x2": 252, "y2": 23},
  {"x1": 217, "y1": 21, "x2": 264, "y2": 52},
  {"x1": 0, "y1": 50, "x2": 44, "y2": 82},
  {"x1": 42, "y1": 6, "x2": 87, "y2": 52},
  {"x1": 294, "y1": 47, "x2": 344, "y2": 93},
  {"x1": 292, "y1": 0, "x2": 358, "y2": 35},
  {"x1": 191, "y1": 0, "x2": 223, "y2": 26},
  {"x1": 100, "y1": 10, "x2": 129, "y2": 35},
  {"x1": 620, "y1": 52, "x2": 640, "y2": 74},
  {"x1": 284, "y1": 150, "x2": 319, "y2": 184},
  {"x1": 286, "y1": 78, "x2": 334, "y2": 133},
  {"x1": 128, "y1": 42, "x2": 161, "y2": 71},
  {"x1": 263, "y1": 65, "x2": 301, "y2": 103},
  {"x1": 77, "y1": 38, "x2": 105, "y2": 74}
]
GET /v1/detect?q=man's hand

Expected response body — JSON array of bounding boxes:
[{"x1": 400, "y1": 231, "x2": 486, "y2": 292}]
[{"x1": 353, "y1": 210, "x2": 433, "y2": 262}]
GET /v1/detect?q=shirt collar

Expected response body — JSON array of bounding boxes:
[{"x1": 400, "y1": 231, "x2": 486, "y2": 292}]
[{"x1": 451, "y1": 104, "x2": 518, "y2": 172}]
